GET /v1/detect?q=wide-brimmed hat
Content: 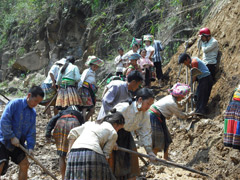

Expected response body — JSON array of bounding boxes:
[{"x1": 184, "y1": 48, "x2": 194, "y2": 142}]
[
  {"x1": 85, "y1": 56, "x2": 104, "y2": 67},
  {"x1": 55, "y1": 58, "x2": 66, "y2": 65},
  {"x1": 129, "y1": 53, "x2": 141, "y2": 60},
  {"x1": 168, "y1": 82, "x2": 190, "y2": 98},
  {"x1": 143, "y1": 35, "x2": 154, "y2": 42}
]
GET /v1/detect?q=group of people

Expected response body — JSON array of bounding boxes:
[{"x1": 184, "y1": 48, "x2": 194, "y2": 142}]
[
  {"x1": 0, "y1": 26, "x2": 239, "y2": 180},
  {"x1": 114, "y1": 35, "x2": 165, "y2": 88},
  {"x1": 41, "y1": 55, "x2": 104, "y2": 121}
]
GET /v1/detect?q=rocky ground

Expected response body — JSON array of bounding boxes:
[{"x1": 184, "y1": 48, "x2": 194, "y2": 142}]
[
  {"x1": 0, "y1": 85, "x2": 240, "y2": 180},
  {"x1": 1, "y1": 0, "x2": 240, "y2": 179}
]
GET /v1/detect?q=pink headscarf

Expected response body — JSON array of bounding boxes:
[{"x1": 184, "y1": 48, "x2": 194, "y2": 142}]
[{"x1": 168, "y1": 83, "x2": 190, "y2": 98}]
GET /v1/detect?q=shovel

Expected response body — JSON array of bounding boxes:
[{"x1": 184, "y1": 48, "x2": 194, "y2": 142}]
[
  {"x1": 118, "y1": 147, "x2": 209, "y2": 177},
  {"x1": 187, "y1": 68, "x2": 202, "y2": 130},
  {"x1": 190, "y1": 68, "x2": 202, "y2": 110}
]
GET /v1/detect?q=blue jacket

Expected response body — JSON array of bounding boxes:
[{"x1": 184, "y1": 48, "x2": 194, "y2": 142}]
[{"x1": 0, "y1": 98, "x2": 36, "y2": 150}]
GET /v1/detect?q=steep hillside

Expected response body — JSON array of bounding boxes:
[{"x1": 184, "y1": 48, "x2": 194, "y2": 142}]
[{"x1": 147, "y1": 0, "x2": 240, "y2": 179}]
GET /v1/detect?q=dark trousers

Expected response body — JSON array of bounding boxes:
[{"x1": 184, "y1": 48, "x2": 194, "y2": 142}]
[
  {"x1": 154, "y1": 61, "x2": 163, "y2": 80},
  {"x1": 145, "y1": 68, "x2": 151, "y2": 86},
  {"x1": 195, "y1": 75, "x2": 213, "y2": 114},
  {"x1": 206, "y1": 64, "x2": 216, "y2": 81}
]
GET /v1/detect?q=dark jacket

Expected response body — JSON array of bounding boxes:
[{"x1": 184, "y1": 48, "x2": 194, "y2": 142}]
[{"x1": 45, "y1": 106, "x2": 84, "y2": 138}]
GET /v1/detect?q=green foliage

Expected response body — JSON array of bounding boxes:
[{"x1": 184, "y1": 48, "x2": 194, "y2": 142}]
[
  {"x1": 0, "y1": 81, "x2": 8, "y2": 88},
  {"x1": 8, "y1": 57, "x2": 16, "y2": 67},
  {"x1": 16, "y1": 47, "x2": 26, "y2": 57},
  {"x1": 0, "y1": 0, "x2": 61, "y2": 51}
]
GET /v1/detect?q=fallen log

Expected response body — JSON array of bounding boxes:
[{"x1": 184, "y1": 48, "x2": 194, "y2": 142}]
[{"x1": 118, "y1": 147, "x2": 209, "y2": 177}]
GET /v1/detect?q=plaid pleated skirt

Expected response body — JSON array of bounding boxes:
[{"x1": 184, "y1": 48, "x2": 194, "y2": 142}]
[
  {"x1": 80, "y1": 82, "x2": 97, "y2": 108},
  {"x1": 53, "y1": 115, "x2": 81, "y2": 156},
  {"x1": 40, "y1": 83, "x2": 57, "y2": 105},
  {"x1": 56, "y1": 86, "x2": 82, "y2": 110},
  {"x1": 150, "y1": 112, "x2": 172, "y2": 152},
  {"x1": 224, "y1": 100, "x2": 240, "y2": 149},
  {"x1": 65, "y1": 148, "x2": 116, "y2": 180}
]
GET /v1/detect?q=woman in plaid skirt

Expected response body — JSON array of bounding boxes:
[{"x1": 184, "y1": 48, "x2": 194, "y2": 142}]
[
  {"x1": 56, "y1": 56, "x2": 82, "y2": 110},
  {"x1": 78, "y1": 56, "x2": 104, "y2": 121},
  {"x1": 65, "y1": 110, "x2": 125, "y2": 180}
]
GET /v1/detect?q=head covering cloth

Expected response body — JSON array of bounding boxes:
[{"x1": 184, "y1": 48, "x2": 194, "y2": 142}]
[
  {"x1": 130, "y1": 37, "x2": 143, "y2": 47},
  {"x1": 168, "y1": 82, "x2": 190, "y2": 98},
  {"x1": 143, "y1": 35, "x2": 154, "y2": 42},
  {"x1": 85, "y1": 56, "x2": 104, "y2": 67},
  {"x1": 55, "y1": 58, "x2": 66, "y2": 65},
  {"x1": 129, "y1": 53, "x2": 141, "y2": 61},
  {"x1": 233, "y1": 84, "x2": 240, "y2": 101}
]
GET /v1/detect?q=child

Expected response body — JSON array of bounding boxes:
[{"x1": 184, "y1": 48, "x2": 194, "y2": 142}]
[
  {"x1": 65, "y1": 110, "x2": 125, "y2": 180},
  {"x1": 125, "y1": 53, "x2": 142, "y2": 78},
  {"x1": 138, "y1": 48, "x2": 154, "y2": 87},
  {"x1": 114, "y1": 47, "x2": 124, "y2": 76},
  {"x1": 149, "y1": 83, "x2": 194, "y2": 160},
  {"x1": 130, "y1": 37, "x2": 143, "y2": 54},
  {"x1": 143, "y1": 34, "x2": 155, "y2": 60},
  {"x1": 78, "y1": 56, "x2": 104, "y2": 121}
]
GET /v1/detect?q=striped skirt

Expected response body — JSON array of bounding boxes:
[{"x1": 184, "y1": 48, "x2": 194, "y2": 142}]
[
  {"x1": 53, "y1": 115, "x2": 81, "y2": 156},
  {"x1": 40, "y1": 83, "x2": 57, "y2": 105},
  {"x1": 224, "y1": 100, "x2": 240, "y2": 149},
  {"x1": 65, "y1": 148, "x2": 116, "y2": 180},
  {"x1": 56, "y1": 86, "x2": 82, "y2": 110},
  {"x1": 150, "y1": 112, "x2": 172, "y2": 152}
]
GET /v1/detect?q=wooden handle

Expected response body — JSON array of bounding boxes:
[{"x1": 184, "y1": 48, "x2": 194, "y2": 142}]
[
  {"x1": 19, "y1": 145, "x2": 58, "y2": 180},
  {"x1": 42, "y1": 92, "x2": 58, "y2": 114},
  {"x1": 118, "y1": 147, "x2": 209, "y2": 177}
]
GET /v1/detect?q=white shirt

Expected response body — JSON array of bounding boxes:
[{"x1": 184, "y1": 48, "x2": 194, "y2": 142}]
[
  {"x1": 201, "y1": 37, "x2": 218, "y2": 65},
  {"x1": 153, "y1": 95, "x2": 188, "y2": 119},
  {"x1": 44, "y1": 64, "x2": 60, "y2": 84},
  {"x1": 56, "y1": 63, "x2": 81, "y2": 85},
  {"x1": 114, "y1": 101, "x2": 152, "y2": 153},
  {"x1": 145, "y1": 45, "x2": 154, "y2": 59},
  {"x1": 78, "y1": 68, "x2": 96, "y2": 88},
  {"x1": 115, "y1": 55, "x2": 124, "y2": 72},
  {"x1": 68, "y1": 121, "x2": 118, "y2": 158}
]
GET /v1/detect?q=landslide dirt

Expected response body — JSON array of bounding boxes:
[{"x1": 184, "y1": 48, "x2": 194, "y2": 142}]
[{"x1": 1, "y1": 0, "x2": 240, "y2": 180}]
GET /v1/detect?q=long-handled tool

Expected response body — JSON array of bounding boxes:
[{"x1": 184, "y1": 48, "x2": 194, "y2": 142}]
[
  {"x1": 42, "y1": 92, "x2": 58, "y2": 114},
  {"x1": 0, "y1": 92, "x2": 10, "y2": 101},
  {"x1": 186, "y1": 68, "x2": 202, "y2": 130},
  {"x1": 176, "y1": 41, "x2": 188, "y2": 82},
  {"x1": 118, "y1": 147, "x2": 209, "y2": 177},
  {"x1": 19, "y1": 144, "x2": 58, "y2": 180},
  {"x1": 190, "y1": 68, "x2": 202, "y2": 110}
]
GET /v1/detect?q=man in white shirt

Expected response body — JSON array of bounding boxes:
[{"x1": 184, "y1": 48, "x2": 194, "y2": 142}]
[{"x1": 198, "y1": 27, "x2": 219, "y2": 81}]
